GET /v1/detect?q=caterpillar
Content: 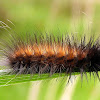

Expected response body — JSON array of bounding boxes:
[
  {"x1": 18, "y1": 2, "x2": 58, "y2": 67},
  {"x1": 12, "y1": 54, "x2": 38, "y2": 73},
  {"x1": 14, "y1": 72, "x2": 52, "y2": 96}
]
[{"x1": 0, "y1": 31, "x2": 100, "y2": 82}]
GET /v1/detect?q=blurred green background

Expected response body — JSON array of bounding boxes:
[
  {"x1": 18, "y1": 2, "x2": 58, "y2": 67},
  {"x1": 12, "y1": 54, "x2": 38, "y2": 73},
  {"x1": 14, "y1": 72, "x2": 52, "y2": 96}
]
[{"x1": 0, "y1": 0, "x2": 100, "y2": 100}]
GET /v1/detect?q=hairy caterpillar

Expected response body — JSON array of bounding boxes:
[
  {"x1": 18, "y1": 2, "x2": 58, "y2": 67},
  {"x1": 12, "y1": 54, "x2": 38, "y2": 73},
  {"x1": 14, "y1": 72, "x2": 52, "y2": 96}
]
[{"x1": 0, "y1": 31, "x2": 100, "y2": 82}]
